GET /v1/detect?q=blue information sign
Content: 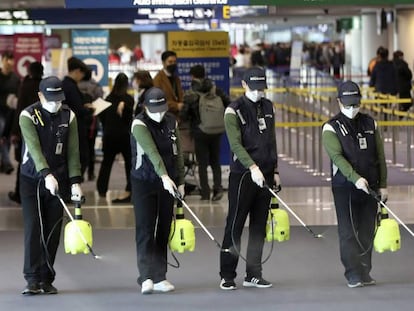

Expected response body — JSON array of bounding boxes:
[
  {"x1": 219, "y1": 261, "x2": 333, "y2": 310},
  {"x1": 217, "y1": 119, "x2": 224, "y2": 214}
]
[{"x1": 71, "y1": 30, "x2": 109, "y2": 86}]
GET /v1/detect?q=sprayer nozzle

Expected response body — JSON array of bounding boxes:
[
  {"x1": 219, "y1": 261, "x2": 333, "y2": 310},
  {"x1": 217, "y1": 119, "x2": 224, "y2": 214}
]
[
  {"x1": 314, "y1": 234, "x2": 323, "y2": 238},
  {"x1": 94, "y1": 255, "x2": 102, "y2": 260}
]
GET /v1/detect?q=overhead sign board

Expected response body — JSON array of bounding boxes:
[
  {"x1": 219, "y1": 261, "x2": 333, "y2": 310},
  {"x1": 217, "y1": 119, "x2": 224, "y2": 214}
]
[
  {"x1": 65, "y1": 0, "x2": 248, "y2": 8},
  {"x1": 250, "y1": 0, "x2": 414, "y2": 4}
]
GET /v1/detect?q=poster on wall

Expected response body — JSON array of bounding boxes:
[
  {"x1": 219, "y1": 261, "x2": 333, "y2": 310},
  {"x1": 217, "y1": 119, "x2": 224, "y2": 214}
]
[
  {"x1": 44, "y1": 35, "x2": 62, "y2": 61},
  {"x1": 13, "y1": 33, "x2": 43, "y2": 78},
  {"x1": 71, "y1": 29, "x2": 109, "y2": 86}
]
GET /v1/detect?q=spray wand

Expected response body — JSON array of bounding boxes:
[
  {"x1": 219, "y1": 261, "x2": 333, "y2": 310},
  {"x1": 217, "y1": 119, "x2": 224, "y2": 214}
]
[
  {"x1": 265, "y1": 184, "x2": 323, "y2": 238},
  {"x1": 174, "y1": 191, "x2": 222, "y2": 249},
  {"x1": 56, "y1": 194, "x2": 101, "y2": 259},
  {"x1": 368, "y1": 188, "x2": 414, "y2": 238}
]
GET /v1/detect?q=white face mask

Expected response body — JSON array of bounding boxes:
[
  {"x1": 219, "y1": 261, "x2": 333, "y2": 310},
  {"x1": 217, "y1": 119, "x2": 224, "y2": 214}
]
[
  {"x1": 146, "y1": 109, "x2": 166, "y2": 123},
  {"x1": 341, "y1": 106, "x2": 360, "y2": 119},
  {"x1": 245, "y1": 90, "x2": 265, "y2": 103},
  {"x1": 42, "y1": 101, "x2": 62, "y2": 114}
]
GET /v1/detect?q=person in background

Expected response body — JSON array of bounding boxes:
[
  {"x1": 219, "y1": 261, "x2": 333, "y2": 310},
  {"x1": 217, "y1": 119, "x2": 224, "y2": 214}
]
[
  {"x1": 96, "y1": 73, "x2": 133, "y2": 203},
  {"x1": 322, "y1": 81, "x2": 387, "y2": 288},
  {"x1": 130, "y1": 87, "x2": 185, "y2": 294},
  {"x1": 78, "y1": 68, "x2": 104, "y2": 181},
  {"x1": 367, "y1": 46, "x2": 384, "y2": 77},
  {"x1": 62, "y1": 57, "x2": 89, "y2": 178},
  {"x1": 181, "y1": 64, "x2": 230, "y2": 201},
  {"x1": 369, "y1": 48, "x2": 398, "y2": 96},
  {"x1": 153, "y1": 50, "x2": 184, "y2": 117},
  {"x1": 132, "y1": 70, "x2": 153, "y2": 116},
  {"x1": 9, "y1": 61, "x2": 44, "y2": 204},
  {"x1": 219, "y1": 67, "x2": 280, "y2": 290},
  {"x1": 19, "y1": 76, "x2": 83, "y2": 295},
  {"x1": 0, "y1": 51, "x2": 20, "y2": 175},
  {"x1": 133, "y1": 44, "x2": 145, "y2": 62},
  {"x1": 393, "y1": 50, "x2": 413, "y2": 112}
]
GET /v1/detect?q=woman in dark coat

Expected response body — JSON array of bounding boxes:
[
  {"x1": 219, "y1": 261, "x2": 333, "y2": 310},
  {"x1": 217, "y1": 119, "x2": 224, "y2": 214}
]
[{"x1": 96, "y1": 72, "x2": 134, "y2": 203}]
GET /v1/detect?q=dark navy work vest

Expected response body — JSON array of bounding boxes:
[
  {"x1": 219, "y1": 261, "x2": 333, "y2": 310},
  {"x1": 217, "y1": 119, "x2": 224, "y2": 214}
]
[
  {"x1": 131, "y1": 112, "x2": 178, "y2": 182},
  {"x1": 327, "y1": 112, "x2": 379, "y2": 189},
  {"x1": 229, "y1": 96, "x2": 277, "y2": 174},
  {"x1": 21, "y1": 102, "x2": 71, "y2": 181}
]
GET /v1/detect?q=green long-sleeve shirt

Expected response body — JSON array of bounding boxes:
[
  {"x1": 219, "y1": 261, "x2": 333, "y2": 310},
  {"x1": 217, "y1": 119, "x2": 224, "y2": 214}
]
[
  {"x1": 322, "y1": 121, "x2": 387, "y2": 188},
  {"x1": 131, "y1": 119, "x2": 185, "y2": 186}
]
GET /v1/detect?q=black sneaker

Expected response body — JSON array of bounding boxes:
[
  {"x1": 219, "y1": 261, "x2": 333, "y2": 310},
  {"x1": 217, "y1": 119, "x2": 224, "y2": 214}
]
[
  {"x1": 41, "y1": 283, "x2": 58, "y2": 294},
  {"x1": 212, "y1": 191, "x2": 223, "y2": 201},
  {"x1": 347, "y1": 278, "x2": 363, "y2": 288},
  {"x1": 243, "y1": 276, "x2": 272, "y2": 288},
  {"x1": 220, "y1": 278, "x2": 237, "y2": 290},
  {"x1": 362, "y1": 275, "x2": 376, "y2": 286},
  {"x1": 21, "y1": 282, "x2": 41, "y2": 295}
]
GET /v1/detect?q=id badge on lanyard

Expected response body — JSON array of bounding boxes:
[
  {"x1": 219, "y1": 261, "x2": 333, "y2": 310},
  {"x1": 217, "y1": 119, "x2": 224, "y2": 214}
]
[
  {"x1": 358, "y1": 133, "x2": 367, "y2": 150},
  {"x1": 258, "y1": 117, "x2": 267, "y2": 131}
]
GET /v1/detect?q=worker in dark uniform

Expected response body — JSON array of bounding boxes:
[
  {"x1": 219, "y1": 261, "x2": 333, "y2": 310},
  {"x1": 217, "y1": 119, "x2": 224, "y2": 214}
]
[
  {"x1": 130, "y1": 87, "x2": 185, "y2": 295},
  {"x1": 219, "y1": 67, "x2": 281, "y2": 290},
  {"x1": 322, "y1": 80, "x2": 387, "y2": 288},
  {"x1": 19, "y1": 76, "x2": 83, "y2": 295}
]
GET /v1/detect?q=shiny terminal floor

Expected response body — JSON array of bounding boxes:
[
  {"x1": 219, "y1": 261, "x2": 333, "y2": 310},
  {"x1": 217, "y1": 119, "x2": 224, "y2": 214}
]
[{"x1": 1, "y1": 147, "x2": 414, "y2": 311}]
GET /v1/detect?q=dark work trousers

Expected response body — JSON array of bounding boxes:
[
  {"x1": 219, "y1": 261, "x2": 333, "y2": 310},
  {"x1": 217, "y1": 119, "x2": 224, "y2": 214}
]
[
  {"x1": 78, "y1": 119, "x2": 90, "y2": 178},
  {"x1": 20, "y1": 175, "x2": 63, "y2": 284},
  {"x1": 332, "y1": 186, "x2": 378, "y2": 281},
  {"x1": 220, "y1": 171, "x2": 272, "y2": 280},
  {"x1": 87, "y1": 118, "x2": 98, "y2": 179},
  {"x1": 132, "y1": 177, "x2": 174, "y2": 284},
  {"x1": 399, "y1": 92, "x2": 412, "y2": 112},
  {"x1": 97, "y1": 137, "x2": 131, "y2": 195},
  {"x1": 193, "y1": 131, "x2": 223, "y2": 198}
]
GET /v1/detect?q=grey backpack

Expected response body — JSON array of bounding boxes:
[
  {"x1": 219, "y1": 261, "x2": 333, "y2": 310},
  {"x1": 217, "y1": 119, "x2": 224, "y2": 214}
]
[{"x1": 197, "y1": 88, "x2": 225, "y2": 134}]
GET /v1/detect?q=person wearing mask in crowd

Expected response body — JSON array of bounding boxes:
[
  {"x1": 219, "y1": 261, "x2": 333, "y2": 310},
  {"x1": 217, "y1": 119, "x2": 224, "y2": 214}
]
[
  {"x1": 0, "y1": 51, "x2": 20, "y2": 175},
  {"x1": 78, "y1": 68, "x2": 104, "y2": 181},
  {"x1": 97, "y1": 73, "x2": 133, "y2": 203},
  {"x1": 219, "y1": 67, "x2": 281, "y2": 290},
  {"x1": 19, "y1": 76, "x2": 83, "y2": 295},
  {"x1": 9, "y1": 61, "x2": 44, "y2": 204},
  {"x1": 61, "y1": 57, "x2": 89, "y2": 178},
  {"x1": 322, "y1": 81, "x2": 387, "y2": 288},
  {"x1": 153, "y1": 50, "x2": 184, "y2": 117},
  {"x1": 132, "y1": 70, "x2": 153, "y2": 116},
  {"x1": 181, "y1": 64, "x2": 230, "y2": 201},
  {"x1": 393, "y1": 50, "x2": 413, "y2": 112},
  {"x1": 130, "y1": 87, "x2": 185, "y2": 295}
]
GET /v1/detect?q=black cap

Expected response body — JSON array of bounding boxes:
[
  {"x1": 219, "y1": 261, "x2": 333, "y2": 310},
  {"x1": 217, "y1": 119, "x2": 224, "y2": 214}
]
[
  {"x1": 242, "y1": 67, "x2": 267, "y2": 90},
  {"x1": 337, "y1": 81, "x2": 361, "y2": 106},
  {"x1": 39, "y1": 76, "x2": 65, "y2": 102},
  {"x1": 144, "y1": 87, "x2": 168, "y2": 113}
]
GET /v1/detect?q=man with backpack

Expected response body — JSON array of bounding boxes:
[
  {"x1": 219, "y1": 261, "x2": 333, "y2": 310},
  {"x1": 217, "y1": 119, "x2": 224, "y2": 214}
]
[{"x1": 181, "y1": 65, "x2": 230, "y2": 201}]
